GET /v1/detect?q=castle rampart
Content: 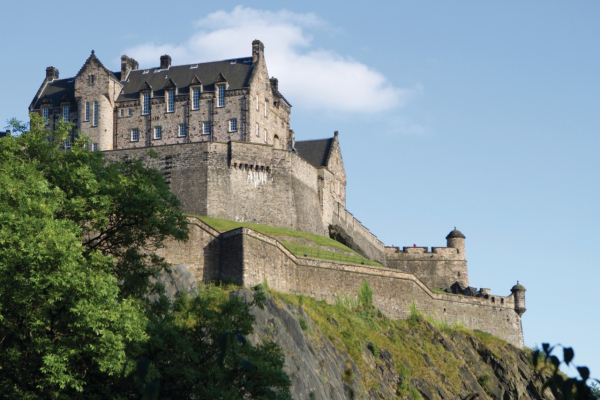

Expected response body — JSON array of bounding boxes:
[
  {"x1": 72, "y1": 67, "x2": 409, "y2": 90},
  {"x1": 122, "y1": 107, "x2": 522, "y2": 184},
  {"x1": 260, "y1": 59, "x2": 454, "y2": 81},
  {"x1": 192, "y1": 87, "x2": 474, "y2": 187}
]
[{"x1": 157, "y1": 217, "x2": 525, "y2": 348}]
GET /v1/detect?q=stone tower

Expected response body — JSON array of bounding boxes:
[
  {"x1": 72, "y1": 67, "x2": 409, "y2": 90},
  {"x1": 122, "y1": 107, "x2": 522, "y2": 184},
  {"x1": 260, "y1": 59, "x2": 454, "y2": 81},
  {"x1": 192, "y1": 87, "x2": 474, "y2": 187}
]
[
  {"x1": 511, "y1": 282, "x2": 527, "y2": 316},
  {"x1": 446, "y1": 228, "x2": 466, "y2": 259}
]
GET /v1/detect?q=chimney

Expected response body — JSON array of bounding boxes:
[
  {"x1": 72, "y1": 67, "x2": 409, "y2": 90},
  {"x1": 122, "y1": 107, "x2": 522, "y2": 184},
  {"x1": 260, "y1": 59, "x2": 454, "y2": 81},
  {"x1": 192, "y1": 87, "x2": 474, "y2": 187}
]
[
  {"x1": 46, "y1": 66, "x2": 59, "y2": 81},
  {"x1": 160, "y1": 54, "x2": 171, "y2": 69},
  {"x1": 121, "y1": 55, "x2": 138, "y2": 80},
  {"x1": 252, "y1": 40, "x2": 264, "y2": 64},
  {"x1": 270, "y1": 77, "x2": 278, "y2": 92}
]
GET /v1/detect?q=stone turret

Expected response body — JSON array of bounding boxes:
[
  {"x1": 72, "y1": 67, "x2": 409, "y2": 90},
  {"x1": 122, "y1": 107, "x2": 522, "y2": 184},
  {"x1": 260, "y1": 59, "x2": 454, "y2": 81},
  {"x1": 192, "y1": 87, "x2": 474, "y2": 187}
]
[
  {"x1": 446, "y1": 228, "x2": 466, "y2": 257},
  {"x1": 511, "y1": 281, "x2": 527, "y2": 316}
]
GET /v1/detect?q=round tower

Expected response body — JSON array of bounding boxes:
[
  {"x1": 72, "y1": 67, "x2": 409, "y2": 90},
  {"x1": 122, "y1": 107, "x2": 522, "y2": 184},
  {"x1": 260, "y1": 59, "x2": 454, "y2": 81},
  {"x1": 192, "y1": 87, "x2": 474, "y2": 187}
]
[
  {"x1": 511, "y1": 281, "x2": 527, "y2": 316},
  {"x1": 446, "y1": 227, "x2": 466, "y2": 255}
]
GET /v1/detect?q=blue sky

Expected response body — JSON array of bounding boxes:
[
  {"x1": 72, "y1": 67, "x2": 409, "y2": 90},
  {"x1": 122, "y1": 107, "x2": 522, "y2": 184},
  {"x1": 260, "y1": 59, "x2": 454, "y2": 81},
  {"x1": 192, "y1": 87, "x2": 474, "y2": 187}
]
[{"x1": 2, "y1": 1, "x2": 598, "y2": 377}]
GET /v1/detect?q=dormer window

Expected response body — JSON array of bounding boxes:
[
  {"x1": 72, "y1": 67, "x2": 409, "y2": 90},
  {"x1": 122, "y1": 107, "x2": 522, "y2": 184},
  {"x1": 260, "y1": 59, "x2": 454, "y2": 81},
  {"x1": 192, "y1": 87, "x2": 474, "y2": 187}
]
[
  {"x1": 62, "y1": 105, "x2": 70, "y2": 122},
  {"x1": 192, "y1": 88, "x2": 200, "y2": 110},
  {"x1": 142, "y1": 93, "x2": 150, "y2": 115},
  {"x1": 217, "y1": 85, "x2": 225, "y2": 107},
  {"x1": 167, "y1": 91, "x2": 175, "y2": 112}
]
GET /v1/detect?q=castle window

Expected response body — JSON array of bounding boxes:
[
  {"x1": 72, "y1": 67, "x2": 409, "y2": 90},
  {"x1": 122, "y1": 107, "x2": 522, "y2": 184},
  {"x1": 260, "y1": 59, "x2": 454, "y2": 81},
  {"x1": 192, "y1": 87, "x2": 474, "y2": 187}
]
[
  {"x1": 84, "y1": 102, "x2": 90, "y2": 121},
  {"x1": 178, "y1": 124, "x2": 186, "y2": 137},
  {"x1": 167, "y1": 91, "x2": 175, "y2": 112},
  {"x1": 255, "y1": 123, "x2": 259, "y2": 137},
  {"x1": 264, "y1": 100, "x2": 267, "y2": 117},
  {"x1": 65, "y1": 139, "x2": 71, "y2": 149},
  {"x1": 62, "y1": 105, "x2": 70, "y2": 122},
  {"x1": 192, "y1": 88, "x2": 200, "y2": 110},
  {"x1": 131, "y1": 128, "x2": 139, "y2": 142},
  {"x1": 154, "y1": 126, "x2": 162, "y2": 140},
  {"x1": 203, "y1": 121, "x2": 211, "y2": 135},
  {"x1": 43, "y1": 108, "x2": 50, "y2": 125},
  {"x1": 120, "y1": 109, "x2": 124, "y2": 117},
  {"x1": 128, "y1": 108, "x2": 133, "y2": 116},
  {"x1": 93, "y1": 102, "x2": 98, "y2": 126},
  {"x1": 256, "y1": 95, "x2": 259, "y2": 110},
  {"x1": 217, "y1": 85, "x2": 225, "y2": 107},
  {"x1": 142, "y1": 93, "x2": 150, "y2": 115},
  {"x1": 229, "y1": 119, "x2": 237, "y2": 132},
  {"x1": 88, "y1": 75, "x2": 95, "y2": 85},
  {"x1": 92, "y1": 143, "x2": 98, "y2": 151}
]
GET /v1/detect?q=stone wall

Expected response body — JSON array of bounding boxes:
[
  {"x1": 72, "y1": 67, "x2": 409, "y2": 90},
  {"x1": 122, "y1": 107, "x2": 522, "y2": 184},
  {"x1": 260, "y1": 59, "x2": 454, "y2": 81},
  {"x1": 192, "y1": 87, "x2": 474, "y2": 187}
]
[
  {"x1": 385, "y1": 246, "x2": 469, "y2": 289},
  {"x1": 224, "y1": 228, "x2": 524, "y2": 348},
  {"x1": 330, "y1": 202, "x2": 386, "y2": 264}
]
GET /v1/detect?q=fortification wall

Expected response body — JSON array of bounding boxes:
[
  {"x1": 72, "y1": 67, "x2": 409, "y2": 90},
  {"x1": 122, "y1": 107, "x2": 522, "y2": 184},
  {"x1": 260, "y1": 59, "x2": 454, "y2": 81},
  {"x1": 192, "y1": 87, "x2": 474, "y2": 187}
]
[
  {"x1": 385, "y1": 246, "x2": 469, "y2": 289},
  {"x1": 330, "y1": 202, "x2": 386, "y2": 264},
  {"x1": 290, "y1": 153, "x2": 327, "y2": 235},
  {"x1": 223, "y1": 228, "x2": 524, "y2": 348}
]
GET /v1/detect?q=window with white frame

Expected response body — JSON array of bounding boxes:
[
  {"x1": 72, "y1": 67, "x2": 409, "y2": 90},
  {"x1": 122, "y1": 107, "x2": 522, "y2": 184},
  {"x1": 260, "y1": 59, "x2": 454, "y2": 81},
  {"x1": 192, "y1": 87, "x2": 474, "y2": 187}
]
[
  {"x1": 120, "y1": 109, "x2": 124, "y2": 117},
  {"x1": 43, "y1": 108, "x2": 50, "y2": 125},
  {"x1": 65, "y1": 138, "x2": 71, "y2": 149},
  {"x1": 92, "y1": 143, "x2": 99, "y2": 151},
  {"x1": 84, "y1": 102, "x2": 90, "y2": 121},
  {"x1": 217, "y1": 85, "x2": 225, "y2": 107},
  {"x1": 178, "y1": 124, "x2": 186, "y2": 137},
  {"x1": 93, "y1": 102, "x2": 98, "y2": 126},
  {"x1": 192, "y1": 88, "x2": 200, "y2": 110},
  {"x1": 229, "y1": 119, "x2": 237, "y2": 132},
  {"x1": 131, "y1": 128, "x2": 139, "y2": 142},
  {"x1": 203, "y1": 122, "x2": 211, "y2": 135},
  {"x1": 128, "y1": 108, "x2": 132, "y2": 116},
  {"x1": 143, "y1": 93, "x2": 150, "y2": 115},
  {"x1": 154, "y1": 126, "x2": 162, "y2": 140},
  {"x1": 62, "y1": 105, "x2": 70, "y2": 122},
  {"x1": 167, "y1": 91, "x2": 175, "y2": 112}
]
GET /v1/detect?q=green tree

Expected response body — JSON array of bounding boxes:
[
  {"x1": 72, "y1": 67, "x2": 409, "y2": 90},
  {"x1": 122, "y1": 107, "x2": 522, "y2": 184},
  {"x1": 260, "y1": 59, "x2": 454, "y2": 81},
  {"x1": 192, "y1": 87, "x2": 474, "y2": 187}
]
[{"x1": 0, "y1": 116, "x2": 291, "y2": 398}]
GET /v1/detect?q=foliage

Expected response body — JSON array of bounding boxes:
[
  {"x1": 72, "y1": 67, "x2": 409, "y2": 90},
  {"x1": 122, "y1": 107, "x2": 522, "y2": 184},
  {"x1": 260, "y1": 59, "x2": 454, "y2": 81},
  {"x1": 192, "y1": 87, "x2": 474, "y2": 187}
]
[
  {"x1": 357, "y1": 280, "x2": 374, "y2": 306},
  {"x1": 532, "y1": 343, "x2": 599, "y2": 399},
  {"x1": 0, "y1": 117, "x2": 291, "y2": 398}
]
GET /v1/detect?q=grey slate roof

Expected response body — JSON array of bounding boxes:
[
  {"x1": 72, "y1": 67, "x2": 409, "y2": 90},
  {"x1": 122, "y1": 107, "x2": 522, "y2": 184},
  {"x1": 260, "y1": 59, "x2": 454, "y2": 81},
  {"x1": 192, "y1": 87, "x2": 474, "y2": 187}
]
[
  {"x1": 446, "y1": 228, "x2": 466, "y2": 239},
  {"x1": 31, "y1": 56, "x2": 255, "y2": 109},
  {"x1": 295, "y1": 138, "x2": 334, "y2": 168},
  {"x1": 31, "y1": 78, "x2": 76, "y2": 110},
  {"x1": 117, "y1": 57, "x2": 254, "y2": 102},
  {"x1": 0, "y1": 130, "x2": 10, "y2": 138}
]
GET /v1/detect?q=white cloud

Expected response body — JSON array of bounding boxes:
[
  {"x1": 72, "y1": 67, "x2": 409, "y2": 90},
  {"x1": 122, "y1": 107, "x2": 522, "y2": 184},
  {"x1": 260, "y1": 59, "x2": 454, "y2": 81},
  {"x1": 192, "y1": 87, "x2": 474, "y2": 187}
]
[{"x1": 122, "y1": 6, "x2": 415, "y2": 114}]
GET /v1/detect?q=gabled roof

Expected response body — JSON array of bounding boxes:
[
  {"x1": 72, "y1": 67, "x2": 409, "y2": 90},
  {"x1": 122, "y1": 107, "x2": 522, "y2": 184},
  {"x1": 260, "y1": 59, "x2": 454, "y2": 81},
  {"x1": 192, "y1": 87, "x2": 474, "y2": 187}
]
[
  {"x1": 295, "y1": 138, "x2": 334, "y2": 168},
  {"x1": 117, "y1": 57, "x2": 254, "y2": 102},
  {"x1": 31, "y1": 55, "x2": 255, "y2": 110},
  {"x1": 75, "y1": 50, "x2": 119, "y2": 82}
]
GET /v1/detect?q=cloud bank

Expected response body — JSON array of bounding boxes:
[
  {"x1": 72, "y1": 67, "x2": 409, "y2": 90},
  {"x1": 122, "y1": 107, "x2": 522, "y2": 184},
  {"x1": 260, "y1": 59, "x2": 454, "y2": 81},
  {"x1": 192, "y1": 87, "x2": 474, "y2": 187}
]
[{"x1": 122, "y1": 6, "x2": 413, "y2": 114}]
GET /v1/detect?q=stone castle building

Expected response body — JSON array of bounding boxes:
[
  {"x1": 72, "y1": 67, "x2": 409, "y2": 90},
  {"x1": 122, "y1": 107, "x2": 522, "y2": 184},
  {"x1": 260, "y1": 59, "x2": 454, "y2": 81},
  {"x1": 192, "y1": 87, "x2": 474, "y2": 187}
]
[{"x1": 29, "y1": 40, "x2": 527, "y2": 347}]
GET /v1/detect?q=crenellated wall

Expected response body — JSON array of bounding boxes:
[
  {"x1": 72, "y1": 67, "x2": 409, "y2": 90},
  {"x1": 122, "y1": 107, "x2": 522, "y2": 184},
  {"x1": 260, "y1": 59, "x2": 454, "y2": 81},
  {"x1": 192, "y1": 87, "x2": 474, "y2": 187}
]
[{"x1": 385, "y1": 245, "x2": 469, "y2": 289}]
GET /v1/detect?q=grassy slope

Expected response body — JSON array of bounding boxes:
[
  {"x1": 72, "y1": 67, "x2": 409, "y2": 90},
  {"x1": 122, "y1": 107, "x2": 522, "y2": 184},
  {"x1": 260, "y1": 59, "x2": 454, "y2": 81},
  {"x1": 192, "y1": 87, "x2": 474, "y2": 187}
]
[
  {"x1": 195, "y1": 215, "x2": 382, "y2": 267},
  {"x1": 271, "y1": 288, "x2": 516, "y2": 398}
]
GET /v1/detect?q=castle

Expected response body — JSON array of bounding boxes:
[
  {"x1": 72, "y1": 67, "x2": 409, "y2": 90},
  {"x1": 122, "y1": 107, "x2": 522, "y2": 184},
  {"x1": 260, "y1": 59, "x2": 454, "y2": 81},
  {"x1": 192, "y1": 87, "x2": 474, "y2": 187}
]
[{"x1": 29, "y1": 40, "x2": 527, "y2": 347}]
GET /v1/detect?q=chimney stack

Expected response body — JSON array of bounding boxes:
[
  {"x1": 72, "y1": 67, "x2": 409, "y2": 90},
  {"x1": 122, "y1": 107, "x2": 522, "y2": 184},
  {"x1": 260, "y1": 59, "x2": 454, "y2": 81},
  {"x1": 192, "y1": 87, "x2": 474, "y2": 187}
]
[
  {"x1": 160, "y1": 54, "x2": 172, "y2": 69},
  {"x1": 252, "y1": 40, "x2": 264, "y2": 64},
  {"x1": 270, "y1": 77, "x2": 278, "y2": 92},
  {"x1": 121, "y1": 55, "x2": 139, "y2": 81},
  {"x1": 46, "y1": 66, "x2": 59, "y2": 81}
]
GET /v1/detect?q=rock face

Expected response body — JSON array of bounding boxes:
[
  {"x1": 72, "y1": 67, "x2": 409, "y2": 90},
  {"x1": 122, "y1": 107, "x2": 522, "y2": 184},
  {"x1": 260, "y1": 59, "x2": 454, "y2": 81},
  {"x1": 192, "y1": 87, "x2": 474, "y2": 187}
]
[{"x1": 236, "y1": 289, "x2": 558, "y2": 400}]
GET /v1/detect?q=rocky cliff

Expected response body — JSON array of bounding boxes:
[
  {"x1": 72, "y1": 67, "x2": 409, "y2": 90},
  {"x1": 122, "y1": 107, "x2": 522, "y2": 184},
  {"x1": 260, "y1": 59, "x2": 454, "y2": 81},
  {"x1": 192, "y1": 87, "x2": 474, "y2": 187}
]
[{"x1": 236, "y1": 288, "x2": 558, "y2": 400}]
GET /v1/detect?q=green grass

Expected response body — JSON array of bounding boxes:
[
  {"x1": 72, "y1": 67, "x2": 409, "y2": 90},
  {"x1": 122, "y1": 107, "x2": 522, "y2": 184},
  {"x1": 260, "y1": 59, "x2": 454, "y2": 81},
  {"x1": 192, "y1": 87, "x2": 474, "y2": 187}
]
[{"x1": 194, "y1": 215, "x2": 382, "y2": 267}]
